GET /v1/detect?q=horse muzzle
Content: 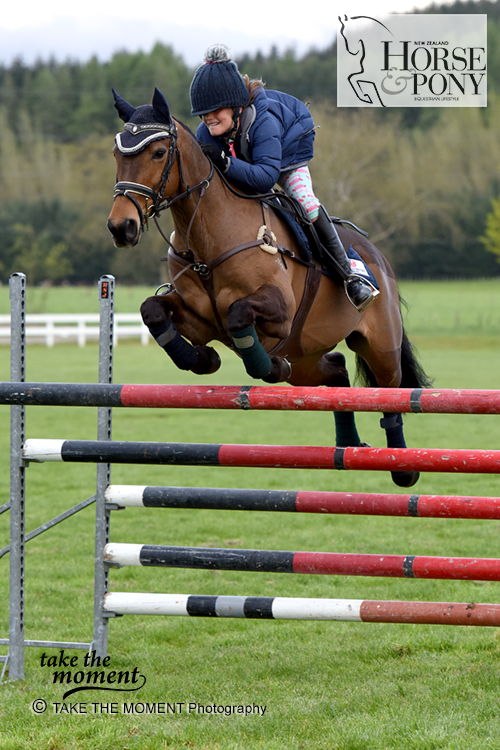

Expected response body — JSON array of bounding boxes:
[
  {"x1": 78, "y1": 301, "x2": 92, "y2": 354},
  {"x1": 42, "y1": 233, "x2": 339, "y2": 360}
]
[{"x1": 107, "y1": 216, "x2": 141, "y2": 248}]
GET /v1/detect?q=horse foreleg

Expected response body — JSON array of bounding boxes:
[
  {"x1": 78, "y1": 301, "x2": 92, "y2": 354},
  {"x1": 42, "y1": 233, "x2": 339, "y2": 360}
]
[
  {"x1": 227, "y1": 284, "x2": 290, "y2": 382},
  {"x1": 140, "y1": 292, "x2": 221, "y2": 375}
]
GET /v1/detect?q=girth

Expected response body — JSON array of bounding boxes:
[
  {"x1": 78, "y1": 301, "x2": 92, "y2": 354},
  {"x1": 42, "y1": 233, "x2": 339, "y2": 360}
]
[{"x1": 268, "y1": 261, "x2": 322, "y2": 362}]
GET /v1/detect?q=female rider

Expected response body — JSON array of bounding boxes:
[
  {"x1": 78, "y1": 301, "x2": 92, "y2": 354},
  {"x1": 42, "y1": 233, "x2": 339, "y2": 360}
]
[{"x1": 189, "y1": 44, "x2": 378, "y2": 312}]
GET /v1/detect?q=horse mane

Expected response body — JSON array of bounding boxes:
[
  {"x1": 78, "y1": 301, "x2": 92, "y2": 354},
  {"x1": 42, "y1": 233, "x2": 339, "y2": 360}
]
[{"x1": 174, "y1": 118, "x2": 198, "y2": 140}]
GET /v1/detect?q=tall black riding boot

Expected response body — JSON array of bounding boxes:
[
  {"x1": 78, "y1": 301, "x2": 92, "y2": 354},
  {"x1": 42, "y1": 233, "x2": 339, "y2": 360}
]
[{"x1": 314, "y1": 205, "x2": 379, "y2": 312}]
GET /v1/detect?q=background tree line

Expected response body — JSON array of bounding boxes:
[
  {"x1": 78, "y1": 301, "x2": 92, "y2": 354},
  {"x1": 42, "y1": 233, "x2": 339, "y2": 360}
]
[{"x1": 1, "y1": 0, "x2": 500, "y2": 285}]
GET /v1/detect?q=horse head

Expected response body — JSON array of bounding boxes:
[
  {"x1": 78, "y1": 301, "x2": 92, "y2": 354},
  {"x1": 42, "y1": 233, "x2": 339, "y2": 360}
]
[
  {"x1": 338, "y1": 15, "x2": 363, "y2": 56},
  {"x1": 107, "y1": 88, "x2": 181, "y2": 248}
]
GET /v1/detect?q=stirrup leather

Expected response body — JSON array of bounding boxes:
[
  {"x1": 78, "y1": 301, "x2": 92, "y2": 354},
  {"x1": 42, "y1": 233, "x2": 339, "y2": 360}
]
[{"x1": 344, "y1": 275, "x2": 380, "y2": 312}]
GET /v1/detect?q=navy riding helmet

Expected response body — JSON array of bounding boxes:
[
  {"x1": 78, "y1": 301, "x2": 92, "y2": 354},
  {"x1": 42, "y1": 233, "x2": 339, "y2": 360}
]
[{"x1": 189, "y1": 44, "x2": 250, "y2": 116}]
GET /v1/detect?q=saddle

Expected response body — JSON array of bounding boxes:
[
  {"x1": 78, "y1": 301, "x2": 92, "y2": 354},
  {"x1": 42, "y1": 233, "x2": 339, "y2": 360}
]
[
  {"x1": 262, "y1": 191, "x2": 379, "y2": 290},
  {"x1": 166, "y1": 172, "x2": 377, "y2": 363}
]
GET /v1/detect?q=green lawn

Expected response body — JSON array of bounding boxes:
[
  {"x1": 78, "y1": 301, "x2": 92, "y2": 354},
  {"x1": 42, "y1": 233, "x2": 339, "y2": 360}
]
[{"x1": 0, "y1": 280, "x2": 499, "y2": 749}]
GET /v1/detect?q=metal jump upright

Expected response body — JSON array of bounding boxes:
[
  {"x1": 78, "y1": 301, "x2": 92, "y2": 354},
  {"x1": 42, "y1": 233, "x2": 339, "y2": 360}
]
[{"x1": 1, "y1": 274, "x2": 114, "y2": 679}]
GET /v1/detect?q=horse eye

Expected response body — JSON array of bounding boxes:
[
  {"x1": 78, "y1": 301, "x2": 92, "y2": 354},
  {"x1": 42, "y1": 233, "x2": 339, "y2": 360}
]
[{"x1": 153, "y1": 148, "x2": 167, "y2": 160}]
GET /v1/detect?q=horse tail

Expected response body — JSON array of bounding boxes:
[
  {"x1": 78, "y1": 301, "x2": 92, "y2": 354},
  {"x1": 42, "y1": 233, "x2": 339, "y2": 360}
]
[
  {"x1": 355, "y1": 295, "x2": 432, "y2": 389},
  {"x1": 354, "y1": 353, "x2": 378, "y2": 387}
]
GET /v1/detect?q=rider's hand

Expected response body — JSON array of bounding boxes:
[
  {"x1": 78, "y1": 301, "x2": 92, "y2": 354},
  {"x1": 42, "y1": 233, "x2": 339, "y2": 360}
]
[{"x1": 200, "y1": 143, "x2": 230, "y2": 172}]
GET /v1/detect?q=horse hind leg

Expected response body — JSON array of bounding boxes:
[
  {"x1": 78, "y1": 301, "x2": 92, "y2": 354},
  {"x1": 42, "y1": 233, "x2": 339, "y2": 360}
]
[
  {"x1": 297, "y1": 351, "x2": 364, "y2": 447},
  {"x1": 378, "y1": 412, "x2": 419, "y2": 488},
  {"x1": 354, "y1": 330, "x2": 430, "y2": 488},
  {"x1": 355, "y1": 367, "x2": 419, "y2": 488},
  {"x1": 382, "y1": 330, "x2": 432, "y2": 487},
  {"x1": 327, "y1": 353, "x2": 365, "y2": 447}
]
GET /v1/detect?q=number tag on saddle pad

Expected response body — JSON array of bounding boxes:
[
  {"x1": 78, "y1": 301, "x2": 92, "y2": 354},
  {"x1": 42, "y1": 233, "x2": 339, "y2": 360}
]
[{"x1": 347, "y1": 246, "x2": 379, "y2": 289}]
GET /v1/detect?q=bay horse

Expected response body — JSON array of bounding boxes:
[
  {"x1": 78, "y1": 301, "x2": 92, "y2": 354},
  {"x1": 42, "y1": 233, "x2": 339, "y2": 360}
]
[{"x1": 107, "y1": 88, "x2": 430, "y2": 488}]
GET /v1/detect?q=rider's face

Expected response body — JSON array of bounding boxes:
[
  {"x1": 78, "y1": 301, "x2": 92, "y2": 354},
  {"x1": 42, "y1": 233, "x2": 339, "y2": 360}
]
[{"x1": 202, "y1": 107, "x2": 234, "y2": 137}]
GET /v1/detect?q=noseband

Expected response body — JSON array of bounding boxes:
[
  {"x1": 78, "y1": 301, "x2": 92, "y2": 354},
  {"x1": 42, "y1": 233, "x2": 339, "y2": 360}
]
[{"x1": 112, "y1": 120, "x2": 214, "y2": 231}]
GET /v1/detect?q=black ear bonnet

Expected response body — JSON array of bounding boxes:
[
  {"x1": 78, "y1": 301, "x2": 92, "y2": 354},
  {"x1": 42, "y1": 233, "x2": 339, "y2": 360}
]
[{"x1": 113, "y1": 88, "x2": 176, "y2": 154}]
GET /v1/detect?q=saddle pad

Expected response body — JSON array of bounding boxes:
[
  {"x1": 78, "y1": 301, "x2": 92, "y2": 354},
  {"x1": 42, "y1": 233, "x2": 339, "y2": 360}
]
[
  {"x1": 275, "y1": 205, "x2": 312, "y2": 260},
  {"x1": 346, "y1": 245, "x2": 379, "y2": 289},
  {"x1": 270, "y1": 200, "x2": 379, "y2": 290}
]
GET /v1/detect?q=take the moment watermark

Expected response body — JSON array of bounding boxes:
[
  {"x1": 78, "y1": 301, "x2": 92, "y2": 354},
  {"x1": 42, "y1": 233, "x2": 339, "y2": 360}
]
[
  {"x1": 337, "y1": 14, "x2": 487, "y2": 107},
  {"x1": 31, "y1": 649, "x2": 267, "y2": 718}
]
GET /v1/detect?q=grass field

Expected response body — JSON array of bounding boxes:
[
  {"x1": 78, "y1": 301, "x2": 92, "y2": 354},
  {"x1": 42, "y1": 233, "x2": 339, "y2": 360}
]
[{"x1": 0, "y1": 279, "x2": 499, "y2": 749}]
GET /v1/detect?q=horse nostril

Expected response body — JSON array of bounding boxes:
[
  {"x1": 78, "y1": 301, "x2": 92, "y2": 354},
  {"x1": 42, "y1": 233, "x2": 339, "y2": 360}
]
[
  {"x1": 123, "y1": 219, "x2": 138, "y2": 237},
  {"x1": 107, "y1": 217, "x2": 139, "y2": 246},
  {"x1": 124, "y1": 218, "x2": 139, "y2": 241}
]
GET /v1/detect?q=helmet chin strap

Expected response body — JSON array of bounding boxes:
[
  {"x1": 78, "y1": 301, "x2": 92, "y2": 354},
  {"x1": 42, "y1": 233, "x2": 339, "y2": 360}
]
[
  {"x1": 231, "y1": 106, "x2": 241, "y2": 133},
  {"x1": 221, "y1": 106, "x2": 242, "y2": 144}
]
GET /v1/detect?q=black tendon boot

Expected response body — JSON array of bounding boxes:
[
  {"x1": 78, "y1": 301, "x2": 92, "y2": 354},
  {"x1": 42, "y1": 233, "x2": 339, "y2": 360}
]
[{"x1": 314, "y1": 205, "x2": 379, "y2": 312}]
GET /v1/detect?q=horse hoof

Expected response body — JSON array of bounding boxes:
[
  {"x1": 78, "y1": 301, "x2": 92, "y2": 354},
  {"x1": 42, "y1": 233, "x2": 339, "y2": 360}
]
[
  {"x1": 192, "y1": 346, "x2": 221, "y2": 375},
  {"x1": 322, "y1": 351, "x2": 349, "y2": 386},
  {"x1": 140, "y1": 296, "x2": 170, "y2": 329},
  {"x1": 324, "y1": 351, "x2": 346, "y2": 367},
  {"x1": 262, "y1": 356, "x2": 291, "y2": 384},
  {"x1": 391, "y1": 471, "x2": 420, "y2": 488}
]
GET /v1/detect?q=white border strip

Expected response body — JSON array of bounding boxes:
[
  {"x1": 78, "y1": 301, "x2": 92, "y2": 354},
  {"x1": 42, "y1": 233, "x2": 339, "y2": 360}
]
[{"x1": 115, "y1": 131, "x2": 169, "y2": 154}]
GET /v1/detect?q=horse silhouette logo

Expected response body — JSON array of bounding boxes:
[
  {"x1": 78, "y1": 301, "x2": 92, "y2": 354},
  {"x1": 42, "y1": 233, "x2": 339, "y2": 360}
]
[{"x1": 338, "y1": 15, "x2": 413, "y2": 107}]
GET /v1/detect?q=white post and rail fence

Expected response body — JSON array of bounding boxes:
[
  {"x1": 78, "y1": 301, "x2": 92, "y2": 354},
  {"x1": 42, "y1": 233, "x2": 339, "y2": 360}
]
[{"x1": 0, "y1": 313, "x2": 150, "y2": 347}]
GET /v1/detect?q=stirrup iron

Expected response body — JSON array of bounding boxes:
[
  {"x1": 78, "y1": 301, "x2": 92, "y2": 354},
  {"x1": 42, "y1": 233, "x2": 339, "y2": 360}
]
[{"x1": 344, "y1": 275, "x2": 380, "y2": 312}]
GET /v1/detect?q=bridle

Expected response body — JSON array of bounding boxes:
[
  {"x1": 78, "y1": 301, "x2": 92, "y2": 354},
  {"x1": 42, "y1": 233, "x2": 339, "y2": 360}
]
[{"x1": 112, "y1": 119, "x2": 214, "y2": 232}]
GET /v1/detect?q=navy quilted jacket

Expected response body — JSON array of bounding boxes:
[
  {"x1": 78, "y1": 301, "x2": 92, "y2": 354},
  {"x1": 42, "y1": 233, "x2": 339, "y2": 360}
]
[{"x1": 195, "y1": 88, "x2": 316, "y2": 193}]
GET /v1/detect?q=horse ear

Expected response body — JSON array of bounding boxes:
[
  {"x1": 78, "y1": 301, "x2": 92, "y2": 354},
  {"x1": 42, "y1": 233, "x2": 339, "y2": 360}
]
[
  {"x1": 152, "y1": 88, "x2": 172, "y2": 125},
  {"x1": 112, "y1": 88, "x2": 136, "y2": 122}
]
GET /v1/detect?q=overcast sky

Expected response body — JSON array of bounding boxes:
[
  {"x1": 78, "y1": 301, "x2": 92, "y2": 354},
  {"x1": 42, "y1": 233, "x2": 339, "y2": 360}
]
[{"x1": 0, "y1": 0, "x2": 479, "y2": 69}]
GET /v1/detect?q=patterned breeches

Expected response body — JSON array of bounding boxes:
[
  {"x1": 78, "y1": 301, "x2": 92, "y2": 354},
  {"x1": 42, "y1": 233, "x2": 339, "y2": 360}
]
[{"x1": 278, "y1": 166, "x2": 320, "y2": 221}]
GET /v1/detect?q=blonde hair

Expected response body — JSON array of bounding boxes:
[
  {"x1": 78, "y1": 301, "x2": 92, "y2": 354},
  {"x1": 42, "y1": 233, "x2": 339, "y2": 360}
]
[{"x1": 242, "y1": 75, "x2": 265, "y2": 103}]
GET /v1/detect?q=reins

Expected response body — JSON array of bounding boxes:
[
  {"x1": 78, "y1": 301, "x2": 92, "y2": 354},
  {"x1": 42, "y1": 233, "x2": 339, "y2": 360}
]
[{"x1": 212, "y1": 168, "x2": 369, "y2": 237}]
